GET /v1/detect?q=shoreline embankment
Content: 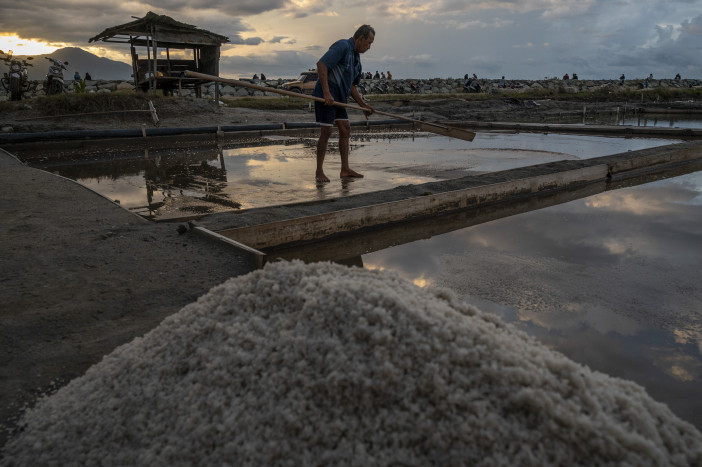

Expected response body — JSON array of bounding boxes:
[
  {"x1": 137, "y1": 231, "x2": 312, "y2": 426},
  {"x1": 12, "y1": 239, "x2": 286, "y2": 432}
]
[{"x1": 2, "y1": 77, "x2": 700, "y2": 100}]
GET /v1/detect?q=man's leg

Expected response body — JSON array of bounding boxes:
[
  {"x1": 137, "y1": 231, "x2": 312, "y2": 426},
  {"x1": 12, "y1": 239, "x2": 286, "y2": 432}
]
[
  {"x1": 316, "y1": 125, "x2": 333, "y2": 182},
  {"x1": 336, "y1": 120, "x2": 363, "y2": 178}
]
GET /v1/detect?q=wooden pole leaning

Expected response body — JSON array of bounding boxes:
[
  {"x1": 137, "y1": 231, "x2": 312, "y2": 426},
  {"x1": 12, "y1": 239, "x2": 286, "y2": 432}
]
[{"x1": 184, "y1": 70, "x2": 476, "y2": 142}]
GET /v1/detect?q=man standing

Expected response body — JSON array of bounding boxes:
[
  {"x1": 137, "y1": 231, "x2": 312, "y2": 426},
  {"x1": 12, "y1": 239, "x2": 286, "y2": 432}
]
[{"x1": 313, "y1": 25, "x2": 376, "y2": 183}]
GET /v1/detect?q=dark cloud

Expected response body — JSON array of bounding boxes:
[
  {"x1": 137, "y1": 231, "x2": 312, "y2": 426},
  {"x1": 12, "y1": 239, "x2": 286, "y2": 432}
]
[
  {"x1": 219, "y1": 50, "x2": 319, "y2": 79},
  {"x1": 0, "y1": 2, "x2": 280, "y2": 45},
  {"x1": 3, "y1": 1, "x2": 702, "y2": 80},
  {"x1": 288, "y1": 12, "x2": 310, "y2": 19},
  {"x1": 150, "y1": 0, "x2": 286, "y2": 17},
  {"x1": 0, "y1": 4, "x2": 127, "y2": 44},
  {"x1": 281, "y1": 2, "x2": 331, "y2": 19},
  {"x1": 229, "y1": 36, "x2": 265, "y2": 46},
  {"x1": 608, "y1": 14, "x2": 702, "y2": 78},
  {"x1": 270, "y1": 36, "x2": 297, "y2": 45}
]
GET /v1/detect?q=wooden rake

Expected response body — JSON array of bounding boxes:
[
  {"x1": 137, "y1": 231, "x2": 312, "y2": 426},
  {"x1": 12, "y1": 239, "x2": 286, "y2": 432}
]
[{"x1": 184, "y1": 70, "x2": 476, "y2": 142}]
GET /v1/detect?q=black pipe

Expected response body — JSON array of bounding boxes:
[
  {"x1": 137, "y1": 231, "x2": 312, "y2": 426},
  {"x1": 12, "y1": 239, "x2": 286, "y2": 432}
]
[{"x1": 0, "y1": 119, "x2": 410, "y2": 143}]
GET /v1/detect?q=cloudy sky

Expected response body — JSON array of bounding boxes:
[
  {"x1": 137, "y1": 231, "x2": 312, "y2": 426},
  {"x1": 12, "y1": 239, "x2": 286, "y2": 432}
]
[{"x1": 1, "y1": 0, "x2": 702, "y2": 80}]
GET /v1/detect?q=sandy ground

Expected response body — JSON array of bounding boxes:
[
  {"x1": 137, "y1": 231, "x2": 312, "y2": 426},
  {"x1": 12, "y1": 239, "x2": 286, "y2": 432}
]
[{"x1": 0, "y1": 148, "x2": 259, "y2": 450}]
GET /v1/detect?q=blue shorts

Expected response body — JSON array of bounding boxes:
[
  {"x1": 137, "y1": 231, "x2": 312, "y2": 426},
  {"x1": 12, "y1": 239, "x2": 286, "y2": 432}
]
[{"x1": 314, "y1": 84, "x2": 349, "y2": 126}]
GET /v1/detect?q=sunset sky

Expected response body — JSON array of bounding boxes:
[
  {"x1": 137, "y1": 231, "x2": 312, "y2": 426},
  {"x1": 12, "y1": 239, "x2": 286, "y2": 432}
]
[{"x1": 1, "y1": 1, "x2": 701, "y2": 80}]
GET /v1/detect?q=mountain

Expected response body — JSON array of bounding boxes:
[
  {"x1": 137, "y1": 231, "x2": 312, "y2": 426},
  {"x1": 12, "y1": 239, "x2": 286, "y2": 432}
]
[{"x1": 19, "y1": 47, "x2": 133, "y2": 81}]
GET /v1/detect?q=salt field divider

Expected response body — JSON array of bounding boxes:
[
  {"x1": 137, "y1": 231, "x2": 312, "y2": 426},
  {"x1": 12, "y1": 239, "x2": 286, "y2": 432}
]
[
  {"x1": 187, "y1": 221, "x2": 265, "y2": 268},
  {"x1": 5, "y1": 120, "x2": 702, "y2": 145},
  {"x1": 206, "y1": 141, "x2": 702, "y2": 253},
  {"x1": 216, "y1": 165, "x2": 609, "y2": 250},
  {"x1": 0, "y1": 119, "x2": 407, "y2": 144},
  {"x1": 450, "y1": 121, "x2": 702, "y2": 137}
]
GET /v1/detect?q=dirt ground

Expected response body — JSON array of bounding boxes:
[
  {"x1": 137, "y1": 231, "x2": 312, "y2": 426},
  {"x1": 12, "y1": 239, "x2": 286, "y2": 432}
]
[{"x1": 0, "y1": 95, "x2": 652, "y2": 134}]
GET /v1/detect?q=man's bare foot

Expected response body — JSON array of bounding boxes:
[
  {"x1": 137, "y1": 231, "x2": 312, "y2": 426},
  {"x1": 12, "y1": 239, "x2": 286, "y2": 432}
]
[
  {"x1": 316, "y1": 171, "x2": 330, "y2": 183},
  {"x1": 340, "y1": 169, "x2": 364, "y2": 178}
]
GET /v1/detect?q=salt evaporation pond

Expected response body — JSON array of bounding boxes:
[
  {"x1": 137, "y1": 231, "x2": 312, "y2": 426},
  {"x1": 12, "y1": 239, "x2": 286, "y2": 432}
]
[
  {"x1": 354, "y1": 167, "x2": 702, "y2": 432},
  {"x1": 32, "y1": 131, "x2": 679, "y2": 217},
  {"x1": 4, "y1": 261, "x2": 701, "y2": 464},
  {"x1": 8, "y1": 132, "x2": 702, "y2": 462},
  {"x1": 616, "y1": 115, "x2": 702, "y2": 128}
]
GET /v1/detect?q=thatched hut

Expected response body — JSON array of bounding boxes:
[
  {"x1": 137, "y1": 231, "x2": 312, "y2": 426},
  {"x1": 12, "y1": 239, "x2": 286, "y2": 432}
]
[{"x1": 89, "y1": 12, "x2": 229, "y2": 96}]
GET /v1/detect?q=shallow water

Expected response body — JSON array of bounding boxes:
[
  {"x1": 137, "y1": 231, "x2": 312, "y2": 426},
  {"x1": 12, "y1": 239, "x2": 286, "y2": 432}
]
[
  {"x1": 34, "y1": 131, "x2": 677, "y2": 218},
  {"x1": 358, "y1": 169, "x2": 702, "y2": 431},
  {"x1": 617, "y1": 115, "x2": 702, "y2": 128}
]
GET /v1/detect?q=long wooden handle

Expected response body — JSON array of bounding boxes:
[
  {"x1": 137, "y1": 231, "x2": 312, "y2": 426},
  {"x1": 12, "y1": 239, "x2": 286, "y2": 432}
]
[{"x1": 184, "y1": 70, "x2": 476, "y2": 142}]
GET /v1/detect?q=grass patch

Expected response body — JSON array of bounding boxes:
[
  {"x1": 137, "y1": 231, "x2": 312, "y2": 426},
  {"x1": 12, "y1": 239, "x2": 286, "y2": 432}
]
[
  {"x1": 364, "y1": 93, "x2": 476, "y2": 102},
  {"x1": 0, "y1": 100, "x2": 28, "y2": 113},
  {"x1": 4, "y1": 86, "x2": 701, "y2": 116},
  {"x1": 31, "y1": 92, "x2": 156, "y2": 115},
  {"x1": 365, "y1": 87, "x2": 702, "y2": 104},
  {"x1": 505, "y1": 86, "x2": 702, "y2": 103}
]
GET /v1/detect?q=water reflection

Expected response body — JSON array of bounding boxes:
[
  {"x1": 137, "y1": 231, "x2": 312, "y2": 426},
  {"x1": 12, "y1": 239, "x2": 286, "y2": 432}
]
[
  {"x1": 44, "y1": 147, "x2": 238, "y2": 220},
  {"x1": 546, "y1": 110, "x2": 702, "y2": 129},
  {"x1": 358, "y1": 169, "x2": 702, "y2": 431},
  {"x1": 21, "y1": 132, "x2": 677, "y2": 219},
  {"x1": 617, "y1": 115, "x2": 702, "y2": 129},
  {"x1": 266, "y1": 159, "x2": 702, "y2": 430},
  {"x1": 267, "y1": 181, "x2": 607, "y2": 264}
]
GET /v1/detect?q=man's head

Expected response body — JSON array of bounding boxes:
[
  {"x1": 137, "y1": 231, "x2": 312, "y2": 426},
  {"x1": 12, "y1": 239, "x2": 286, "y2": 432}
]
[{"x1": 353, "y1": 25, "x2": 375, "y2": 54}]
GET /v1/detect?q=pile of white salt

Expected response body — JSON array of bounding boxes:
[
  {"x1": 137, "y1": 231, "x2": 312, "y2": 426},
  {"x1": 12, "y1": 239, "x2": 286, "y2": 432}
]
[{"x1": 4, "y1": 261, "x2": 702, "y2": 465}]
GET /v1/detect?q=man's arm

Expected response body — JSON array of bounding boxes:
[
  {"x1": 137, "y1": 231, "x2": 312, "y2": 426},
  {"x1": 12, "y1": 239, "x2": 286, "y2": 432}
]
[
  {"x1": 316, "y1": 61, "x2": 334, "y2": 106},
  {"x1": 350, "y1": 85, "x2": 375, "y2": 118}
]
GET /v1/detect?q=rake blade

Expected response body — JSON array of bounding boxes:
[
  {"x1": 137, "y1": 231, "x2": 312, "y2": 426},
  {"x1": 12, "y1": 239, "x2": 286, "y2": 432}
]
[{"x1": 419, "y1": 122, "x2": 476, "y2": 142}]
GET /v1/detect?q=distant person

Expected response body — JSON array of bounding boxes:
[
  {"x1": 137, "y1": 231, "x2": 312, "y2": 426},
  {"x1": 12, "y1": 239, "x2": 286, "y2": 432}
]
[
  {"x1": 74, "y1": 71, "x2": 81, "y2": 81},
  {"x1": 675, "y1": 73, "x2": 681, "y2": 81},
  {"x1": 387, "y1": 70, "x2": 392, "y2": 79},
  {"x1": 648, "y1": 73, "x2": 653, "y2": 80},
  {"x1": 563, "y1": 73, "x2": 569, "y2": 80},
  {"x1": 381, "y1": 72, "x2": 386, "y2": 79},
  {"x1": 572, "y1": 73, "x2": 578, "y2": 80},
  {"x1": 499, "y1": 76, "x2": 506, "y2": 88},
  {"x1": 84, "y1": 72, "x2": 92, "y2": 80},
  {"x1": 619, "y1": 74, "x2": 625, "y2": 85},
  {"x1": 463, "y1": 75, "x2": 481, "y2": 93},
  {"x1": 313, "y1": 24, "x2": 375, "y2": 183},
  {"x1": 374, "y1": 70, "x2": 380, "y2": 79},
  {"x1": 252, "y1": 74, "x2": 259, "y2": 81},
  {"x1": 260, "y1": 73, "x2": 266, "y2": 81}
]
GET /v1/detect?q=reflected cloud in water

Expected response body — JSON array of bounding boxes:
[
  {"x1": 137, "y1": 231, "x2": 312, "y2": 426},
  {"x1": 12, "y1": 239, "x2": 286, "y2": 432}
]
[
  {"x1": 27, "y1": 131, "x2": 678, "y2": 217},
  {"x1": 363, "y1": 170, "x2": 702, "y2": 430}
]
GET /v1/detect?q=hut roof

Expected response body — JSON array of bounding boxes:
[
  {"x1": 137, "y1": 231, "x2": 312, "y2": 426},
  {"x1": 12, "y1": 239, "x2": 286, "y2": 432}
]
[{"x1": 89, "y1": 11, "x2": 229, "y2": 47}]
